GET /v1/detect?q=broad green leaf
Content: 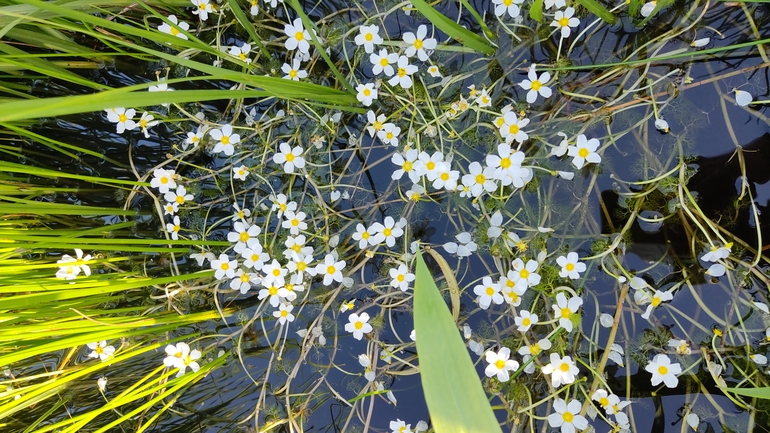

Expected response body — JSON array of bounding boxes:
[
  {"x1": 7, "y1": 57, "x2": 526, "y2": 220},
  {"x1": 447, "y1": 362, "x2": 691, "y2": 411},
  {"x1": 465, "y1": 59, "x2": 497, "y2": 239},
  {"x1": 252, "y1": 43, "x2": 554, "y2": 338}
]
[
  {"x1": 408, "y1": 0, "x2": 495, "y2": 56},
  {"x1": 414, "y1": 249, "x2": 502, "y2": 433},
  {"x1": 530, "y1": 0, "x2": 545, "y2": 22},
  {"x1": 576, "y1": 0, "x2": 618, "y2": 25}
]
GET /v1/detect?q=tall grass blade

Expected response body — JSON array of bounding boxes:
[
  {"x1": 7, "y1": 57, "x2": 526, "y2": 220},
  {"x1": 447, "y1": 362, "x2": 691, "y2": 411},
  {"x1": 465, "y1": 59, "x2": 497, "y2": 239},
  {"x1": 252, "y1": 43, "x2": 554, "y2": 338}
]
[
  {"x1": 414, "y1": 249, "x2": 502, "y2": 433},
  {"x1": 576, "y1": 0, "x2": 617, "y2": 25},
  {"x1": 408, "y1": 0, "x2": 495, "y2": 55}
]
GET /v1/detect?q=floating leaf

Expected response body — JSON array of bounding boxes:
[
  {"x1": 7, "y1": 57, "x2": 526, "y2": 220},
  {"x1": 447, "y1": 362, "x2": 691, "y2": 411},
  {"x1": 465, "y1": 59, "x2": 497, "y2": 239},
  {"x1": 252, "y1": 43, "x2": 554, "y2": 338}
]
[{"x1": 414, "y1": 249, "x2": 502, "y2": 433}]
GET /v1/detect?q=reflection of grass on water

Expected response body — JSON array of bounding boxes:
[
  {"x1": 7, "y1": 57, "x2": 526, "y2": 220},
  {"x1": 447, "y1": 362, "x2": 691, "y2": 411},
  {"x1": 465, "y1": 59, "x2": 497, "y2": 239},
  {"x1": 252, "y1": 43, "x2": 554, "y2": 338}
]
[{"x1": 2, "y1": 0, "x2": 770, "y2": 432}]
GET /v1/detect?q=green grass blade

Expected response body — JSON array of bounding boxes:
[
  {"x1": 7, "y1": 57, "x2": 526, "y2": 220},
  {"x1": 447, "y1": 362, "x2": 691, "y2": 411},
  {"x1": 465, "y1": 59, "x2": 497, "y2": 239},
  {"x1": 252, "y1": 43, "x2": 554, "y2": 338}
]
[
  {"x1": 456, "y1": 0, "x2": 495, "y2": 41},
  {"x1": 722, "y1": 386, "x2": 770, "y2": 399},
  {"x1": 407, "y1": 0, "x2": 495, "y2": 56},
  {"x1": 576, "y1": 0, "x2": 618, "y2": 25},
  {"x1": 414, "y1": 249, "x2": 502, "y2": 433},
  {"x1": 530, "y1": 0, "x2": 545, "y2": 22}
]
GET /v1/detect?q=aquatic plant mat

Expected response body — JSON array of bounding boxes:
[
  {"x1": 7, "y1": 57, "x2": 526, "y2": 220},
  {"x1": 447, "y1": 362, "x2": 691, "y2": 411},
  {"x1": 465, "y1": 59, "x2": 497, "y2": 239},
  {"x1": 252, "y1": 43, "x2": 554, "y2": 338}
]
[{"x1": 2, "y1": 0, "x2": 770, "y2": 432}]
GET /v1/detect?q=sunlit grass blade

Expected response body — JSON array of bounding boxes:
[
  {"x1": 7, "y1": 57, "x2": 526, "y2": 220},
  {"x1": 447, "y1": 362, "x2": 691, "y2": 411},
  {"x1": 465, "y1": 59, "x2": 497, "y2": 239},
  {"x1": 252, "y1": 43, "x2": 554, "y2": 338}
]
[
  {"x1": 576, "y1": 0, "x2": 617, "y2": 25},
  {"x1": 408, "y1": 0, "x2": 495, "y2": 55},
  {"x1": 530, "y1": 0, "x2": 545, "y2": 22},
  {"x1": 721, "y1": 386, "x2": 770, "y2": 399},
  {"x1": 414, "y1": 249, "x2": 502, "y2": 433}
]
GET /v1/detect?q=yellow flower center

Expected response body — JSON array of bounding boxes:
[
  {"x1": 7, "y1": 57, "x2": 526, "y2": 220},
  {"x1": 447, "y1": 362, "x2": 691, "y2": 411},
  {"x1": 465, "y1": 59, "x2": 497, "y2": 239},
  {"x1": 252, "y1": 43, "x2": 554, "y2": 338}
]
[
  {"x1": 560, "y1": 307, "x2": 572, "y2": 319},
  {"x1": 327, "y1": 265, "x2": 336, "y2": 275},
  {"x1": 221, "y1": 136, "x2": 230, "y2": 145},
  {"x1": 171, "y1": 27, "x2": 179, "y2": 36},
  {"x1": 652, "y1": 297, "x2": 662, "y2": 307},
  {"x1": 297, "y1": 261, "x2": 306, "y2": 271},
  {"x1": 365, "y1": 33, "x2": 373, "y2": 41},
  {"x1": 362, "y1": 231, "x2": 370, "y2": 239},
  {"x1": 566, "y1": 263, "x2": 575, "y2": 271},
  {"x1": 509, "y1": 124, "x2": 519, "y2": 134},
  {"x1": 398, "y1": 67, "x2": 407, "y2": 77},
  {"x1": 599, "y1": 397, "x2": 609, "y2": 407},
  {"x1": 403, "y1": 161, "x2": 413, "y2": 171},
  {"x1": 578, "y1": 148, "x2": 589, "y2": 158},
  {"x1": 529, "y1": 343, "x2": 541, "y2": 355},
  {"x1": 386, "y1": 132, "x2": 394, "y2": 140},
  {"x1": 481, "y1": 96, "x2": 490, "y2": 104},
  {"x1": 239, "y1": 53, "x2": 247, "y2": 61},
  {"x1": 279, "y1": 203, "x2": 287, "y2": 212},
  {"x1": 173, "y1": 224, "x2": 180, "y2": 232},
  {"x1": 495, "y1": 117, "x2": 505, "y2": 128},
  {"x1": 269, "y1": 286, "x2": 278, "y2": 295},
  {"x1": 559, "y1": 17, "x2": 570, "y2": 27},
  {"x1": 118, "y1": 114, "x2": 127, "y2": 122},
  {"x1": 531, "y1": 80, "x2": 542, "y2": 91},
  {"x1": 295, "y1": 31, "x2": 305, "y2": 41},
  {"x1": 380, "y1": 57, "x2": 389, "y2": 67},
  {"x1": 562, "y1": 412, "x2": 574, "y2": 423},
  {"x1": 292, "y1": 244, "x2": 301, "y2": 252},
  {"x1": 475, "y1": 174, "x2": 486, "y2": 184},
  {"x1": 291, "y1": 218, "x2": 299, "y2": 226},
  {"x1": 397, "y1": 274, "x2": 405, "y2": 282},
  {"x1": 355, "y1": 321, "x2": 363, "y2": 330},
  {"x1": 240, "y1": 273, "x2": 250, "y2": 282},
  {"x1": 486, "y1": 286, "x2": 495, "y2": 296},
  {"x1": 239, "y1": 232, "x2": 250, "y2": 242},
  {"x1": 250, "y1": 254, "x2": 259, "y2": 261},
  {"x1": 414, "y1": 39, "x2": 423, "y2": 49},
  {"x1": 426, "y1": 161, "x2": 435, "y2": 170},
  {"x1": 440, "y1": 172, "x2": 450, "y2": 181},
  {"x1": 522, "y1": 317, "x2": 531, "y2": 326},
  {"x1": 495, "y1": 359, "x2": 506, "y2": 369},
  {"x1": 160, "y1": 177, "x2": 168, "y2": 184},
  {"x1": 281, "y1": 310, "x2": 288, "y2": 317},
  {"x1": 383, "y1": 228, "x2": 392, "y2": 237},
  {"x1": 95, "y1": 346, "x2": 104, "y2": 354},
  {"x1": 658, "y1": 365, "x2": 668, "y2": 375},
  {"x1": 559, "y1": 362, "x2": 570, "y2": 372},
  {"x1": 286, "y1": 152, "x2": 295, "y2": 162},
  {"x1": 363, "y1": 88, "x2": 371, "y2": 96},
  {"x1": 221, "y1": 262, "x2": 229, "y2": 271},
  {"x1": 272, "y1": 268, "x2": 281, "y2": 277},
  {"x1": 500, "y1": 157, "x2": 511, "y2": 169},
  {"x1": 520, "y1": 269, "x2": 530, "y2": 279},
  {"x1": 175, "y1": 196, "x2": 185, "y2": 204},
  {"x1": 373, "y1": 120, "x2": 383, "y2": 130},
  {"x1": 289, "y1": 69, "x2": 297, "y2": 78},
  {"x1": 139, "y1": 118, "x2": 148, "y2": 128},
  {"x1": 503, "y1": 0, "x2": 513, "y2": 5}
]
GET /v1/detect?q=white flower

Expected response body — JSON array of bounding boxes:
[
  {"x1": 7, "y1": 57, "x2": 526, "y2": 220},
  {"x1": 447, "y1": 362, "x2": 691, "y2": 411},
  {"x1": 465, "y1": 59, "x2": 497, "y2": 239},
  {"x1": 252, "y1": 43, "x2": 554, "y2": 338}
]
[
  {"x1": 432, "y1": 163, "x2": 459, "y2": 191},
  {"x1": 135, "y1": 112, "x2": 156, "y2": 138},
  {"x1": 377, "y1": 123, "x2": 401, "y2": 147},
  {"x1": 548, "y1": 398, "x2": 589, "y2": 433},
  {"x1": 645, "y1": 354, "x2": 681, "y2": 388},
  {"x1": 56, "y1": 248, "x2": 92, "y2": 280},
  {"x1": 249, "y1": 0, "x2": 259, "y2": 15},
  {"x1": 366, "y1": 110, "x2": 386, "y2": 137},
  {"x1": 556, "y1": 252, "x2": 586, "y2": 279},
  {"x1": 356, "y1": 82, "x2": 378, "y2": 106},
  {"x1": 166, "y1": 215, "x2": 181, "y2": 240},
  {"x1": 735, "y1": 89, "x2": 753, "y2": 107},
  {"x1": 390, "y1": 419, "x2": 412, "y2": 433},
  {"x1": 258, "y1": 284, "x2": 283, "y2": 307},
  {"x1": 87, "y1": 341, "x2": 115, "y2": 361},
  {"x1": 641, "y1": 290, "x2": 674, "y2": 320},
  {"x1": 487, "y1": 211, "x2": 503, "y2": 238},
  {"x1": 164, "y1": 185, "x2": 193, "y2": 207},
  {"x1": 388, "y1": 56, "x2": 418, "y2": 89},
  {"x1": 492, "y1": 0, "x2": 523, "y2": 18},
  {"x1": 97, "y1": 376, "x2": 108, "y2": 391},
  {"x1": 158, "y1": 15, "x2": 189, "y2": 39},
  {"x1": 461, "y1": 161, "x2": 497, "y2": 197},
  {"x1": 509, "y1": 258, "x2": 541, "y2": 289},
  {"x1": 370, "y1": 216, "x2": 405, "y2": 248},
  {"x1": 552, "y1": 292, "x2": 583, "y2": 332},
  {"x1": 751, "y1": 354, "x2": 768, "y2": 366},
  {"x1": 184, "y1": 125, "x2": 205, "y2": 150},
  {"x1": 389, "y1": 264, "x2": 415, "y2": 292},
  {"x1": 484, "y1": 347, "x2": 519, "y2": 382},
  {"x1": 211, "y1": 124, "x2": 241, "y2": 156},
  {"x1": 655, "y1": 118, "x2": 670, "y2": 133},
  {"x1": 567, "y1": 134, "x2": 601, "y2": 169},
  {"x1": 230, "y1": 269, "x2": 260, "y2": 294},
  {"x1": 316, "y1": 253, "x2": 345, "y2": 286},
  {"x1": 233, "y1": 165, "x2": 249, "y2": 181},
  {"x1": 345, "y1": 312, "x2": 373, "y2": 340},
  {"x1": 515, "y1": 310, "x2": 538, "y2": 332},
  {"x1": 706, "y1": 263, "x2": 726, "y2": 277},
  {"x1": 281, "y1": 210, "x2": 307, "y2": 236},
  {"x1": 106, "y1": 107, "x2": 136, "y2": 134},
  {"x1": 475, "y1": 88, "x2": 492, "y2": 107},
  {"x1": 541, "y1": 353, "x2": 579, "y2": 388},
  {"x1": 641, "y1": 1, "x2": 657, "y2": 17},
  {"x1": 551, "y1": 7, "x2": 580, "y2": 39},
  {"x1": 701, "y1": 242, "x2": 732, "y2": 262},
  {"x1": 273, "y1": 303, "x2": 295, "y2": 325},
  {"x1": 211, "y1": 253, "x2": 237, "y2": 280},
  {"x1": 391, "y1": 149, "x2": 420, "y2": 183},
  {"x1": 191, "y1": 0, "x2": 213, "y2": 21},
  {"x1": 284, "y1": 18, "x2": 311, "y2": 53},
  {"x1": 499, "y1": 111, "x2": 530, "y2": 144},
  {"x1": 668, "y1": 338, "x2": 692, "y2": 355},
  {"x1": 229, "y1": 43, "x2": 252, "y2": 64},
  {"x1": 273, "y1": 142, "x2": 306, "y2": 173},
  {"x1": 227, "y1": 221, "x2": 261, "y2": 253},
  {"x1": 281, "y1": 59, "x2": 307, "y2": 80},
  {"x1": 414, "y1": 151, "x2": 444, "y2": 181},
  {"x1": 474, "y1": 276, "x2": 503, "y2": 309},
  {"x1": 370, "y1": 48, "x2": 398, "y2": 76},
  {"x1": 427, "y1": 65, "x2": 442, "y2": 78},
  {"x1": 355, "y1": 24, "x2": 383, "y2": 53},
  {"x1": 443, "y1": 232, "x2": 477, "y2": 257},
  {"x1": 150, "y1": 168, "x2": 176, "y2": 194},
  {"x1": 544, "y1": 0, "x2": 566, "y2": 8},
  {"x1": 686, "y1": 413, "x2": 700, "y2": 431},
  {"x1": 599, "y1": 313, "x2": 614, "y2": 328},
  {"x1": 519, "y1": 64, "x2": 552, "y2": 104},
  {"x1": 402, "y1": 24, "x2": 437, "y2": 61}
]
